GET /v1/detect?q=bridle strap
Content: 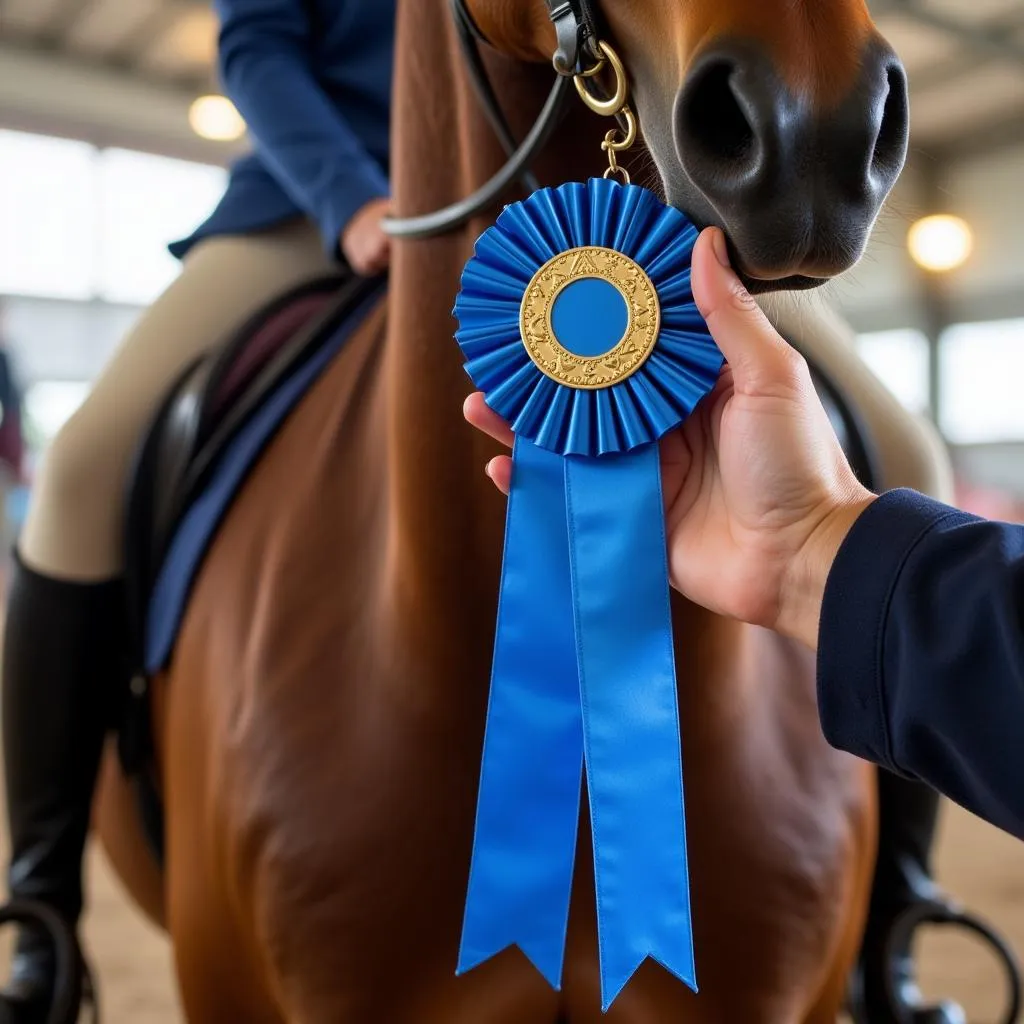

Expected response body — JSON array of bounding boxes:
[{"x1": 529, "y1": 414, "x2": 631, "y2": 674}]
[
  {"x1": 384, "y1": 0, "x2": 596, "y2": 241},
  {"x1": 384, "y1": 73, "x2": 571, "y2": 240},
  {"x1": 452, "y1": 0, "x2": 601, "y2": 75},
  {"x1": 450, "y1": 0, "x2": 540, "y2": 193}
]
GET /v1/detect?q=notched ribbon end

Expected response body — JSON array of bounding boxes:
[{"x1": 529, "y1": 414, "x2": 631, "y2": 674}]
[
  {"x1": 457, "y1": 941, "x2": 566, "y2": 992},
  {"x1": 600, "y1": 949, "x2": 698, "y2": 1013}
]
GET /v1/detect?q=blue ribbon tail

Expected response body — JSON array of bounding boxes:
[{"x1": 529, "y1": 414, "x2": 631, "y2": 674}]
[
  {"x1": 458, "y1": 437, "x2": 583, "y2": 989},
  {"x1": 564, "y1": 445, "x2": 697, "y2": 1011}
]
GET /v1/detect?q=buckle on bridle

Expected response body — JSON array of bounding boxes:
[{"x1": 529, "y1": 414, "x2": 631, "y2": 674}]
[{"x1": 548, "y1": 0, "x2": 602, "y2": 76}]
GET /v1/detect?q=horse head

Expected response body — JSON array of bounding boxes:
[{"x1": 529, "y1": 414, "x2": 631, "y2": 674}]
[{"x1": 468, "y1": 0, "x2": 909, "y2": 291}]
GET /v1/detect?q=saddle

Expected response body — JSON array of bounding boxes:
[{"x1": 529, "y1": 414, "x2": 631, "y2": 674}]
[
  {"x1": 118, "y1": 270, "x2": 386, "y2": 856},
  {"x1": 124, "y1": 271, "x2": 385, "y2": 667}
]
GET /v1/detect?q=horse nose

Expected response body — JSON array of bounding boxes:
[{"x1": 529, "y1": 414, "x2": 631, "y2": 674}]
[{"x1": 674, "y1": 41, "x2": 909, "y2": 277}]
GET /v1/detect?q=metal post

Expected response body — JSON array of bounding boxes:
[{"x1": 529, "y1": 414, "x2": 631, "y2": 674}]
[{"x1": 913, "y1": 160, "x2": 952, "y2": 427}]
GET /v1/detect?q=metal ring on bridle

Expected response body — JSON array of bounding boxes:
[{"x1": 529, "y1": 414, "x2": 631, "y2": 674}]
[
  {"x1": 574, "y1": 40, "x2": 628, "y2": 117},
  {"x1": 602, "y1": 163, "x2": 630, "y2": 184},
  {"x1": 575, "y1": 54, "x2": 606, "y2": 78}
]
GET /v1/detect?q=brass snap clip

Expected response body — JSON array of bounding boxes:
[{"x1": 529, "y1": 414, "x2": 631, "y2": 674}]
[{"x1": 572, "y1": 41, "x2": 637, "y2": 184}]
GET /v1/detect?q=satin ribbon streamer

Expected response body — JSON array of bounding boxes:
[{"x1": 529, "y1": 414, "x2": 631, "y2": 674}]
[
  {"x1": 458, "y1": 437, "x2": 695, "y2": 1010},
  {"x1": 454, "y1": 179, "x2": 720, "y2": 1010}
]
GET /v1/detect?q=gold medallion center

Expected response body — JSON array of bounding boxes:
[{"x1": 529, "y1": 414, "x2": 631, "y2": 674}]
[{"x1": 519, "y1": 246, "x2": 660, "y2": 391}]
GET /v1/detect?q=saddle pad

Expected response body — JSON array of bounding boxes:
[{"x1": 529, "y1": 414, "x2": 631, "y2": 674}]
[{"x1": 145, "y1": 285, "x2": 382, "y2": 673}]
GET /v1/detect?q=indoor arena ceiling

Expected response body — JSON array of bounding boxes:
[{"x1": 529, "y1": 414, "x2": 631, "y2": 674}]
[{"x1": 0, "y1": 0, "x2": 1022, "y2": 162}]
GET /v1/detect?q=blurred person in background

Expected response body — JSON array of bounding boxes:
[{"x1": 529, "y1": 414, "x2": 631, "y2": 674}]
[
  {"x1": 0, "y1": 1, "x2": 395, "y2": 1017},
  {"x1": 0, "y1": 302, "x2": 26, "y2": 597}
]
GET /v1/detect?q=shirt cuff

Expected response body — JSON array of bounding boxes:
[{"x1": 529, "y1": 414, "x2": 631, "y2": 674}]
[{"x1": 816, "y1": 488, "x2": 957, "y2": 768}]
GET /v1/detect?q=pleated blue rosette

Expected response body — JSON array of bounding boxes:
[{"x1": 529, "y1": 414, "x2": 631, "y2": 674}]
[{"x1": 455, "y1": 178, "x2": 723, "y2": 1011}]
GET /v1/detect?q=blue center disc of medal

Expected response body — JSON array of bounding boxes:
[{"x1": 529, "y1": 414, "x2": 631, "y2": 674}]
[{"x1": 550, "y1": 277, "x2": 629, "y2": 358}]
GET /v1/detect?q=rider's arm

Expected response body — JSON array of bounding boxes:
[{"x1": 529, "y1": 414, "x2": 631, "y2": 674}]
[
  {"x1": 815, "y1": 488, "x2": 1024, "y2": 838},
  {"x1": 215, "y1": 0, "x2": 390, "y2": 254}
]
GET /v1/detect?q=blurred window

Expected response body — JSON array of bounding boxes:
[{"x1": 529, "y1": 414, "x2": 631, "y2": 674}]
[
  {"x1": 96, "y1": 149, "x2": 226, "y2": 305},
  {"x1": 0, "y1": 130, "x2": 226, "y2": 305},
  {"x1": 0, "y1": 130, "x2": 97, "y2": 300},
  {"x1": 940, "y1": 319, "x2": 1024, "y2": 443},
  {"x1": 856, "y1": 329, "x2": 930, "y2": 415},
  {"x1": 24, "y1": 380, "x2": 90, "y2": 446}
]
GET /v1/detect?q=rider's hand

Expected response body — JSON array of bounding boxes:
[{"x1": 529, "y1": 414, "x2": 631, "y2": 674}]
[
  {"x1": 464, "y1": 227, "x2": 875, "y2": 651},
  {"x1": 341, "y1": 197, "x2": 392, "y2": 275}
]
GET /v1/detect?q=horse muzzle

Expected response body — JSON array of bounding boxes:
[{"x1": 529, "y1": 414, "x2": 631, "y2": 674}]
[{"x1": 665, "y1": 36, "x2": 909, "y2": 292}]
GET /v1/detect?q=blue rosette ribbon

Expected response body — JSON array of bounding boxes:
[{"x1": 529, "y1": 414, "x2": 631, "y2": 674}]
[{"x1": 455, "y1": 178, "x2": 723, "y2": 1010}]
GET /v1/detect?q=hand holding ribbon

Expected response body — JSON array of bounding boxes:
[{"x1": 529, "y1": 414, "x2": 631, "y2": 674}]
[
  {"x1": 453, "y1": 180, "x2": 726, "y2": 1010},
  {"x1": 467, "y1": 226, "x2": 875, "y2": 654}
]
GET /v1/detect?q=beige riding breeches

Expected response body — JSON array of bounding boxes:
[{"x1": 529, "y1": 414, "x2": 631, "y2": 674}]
[
  {"x1": 20, "y1": 222, "x2": 950, "y2": 583},
  {"x1": 19, "y1": 219, "x2": 336, "y2": 581}
]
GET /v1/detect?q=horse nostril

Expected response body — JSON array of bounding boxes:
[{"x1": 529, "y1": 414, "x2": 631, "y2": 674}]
[
  {"x1": 681, "y1": 59, "x2": 755, "y2": 165},
  {"x1": 668, "y1": 40, "x2": 909, "y2": 282},
  {"x1": 872, "y1": 61, "x2": 909, "y2": 178}
]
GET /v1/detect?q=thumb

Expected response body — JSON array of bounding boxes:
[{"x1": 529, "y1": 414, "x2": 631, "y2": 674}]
[{"x1": 691, "y1": 228, "x2": 800, "y2": 392}]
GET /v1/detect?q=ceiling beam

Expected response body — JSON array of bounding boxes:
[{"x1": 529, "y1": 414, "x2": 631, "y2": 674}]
[
  {"x1": 0, "y1": 43, "x2": 241, "y2": 164},
  {"x1": 923, "y1": 105, "x2": 1024, "y2": 163},
  {"x1": 906, "y1": 5, "x2": 1024, "y2": 92},
  {"x1": 884, "y1": 0, "x2": 1024, "y2": 65},
  {"x1": 39, "y1": 0, "x2": 100, "y2": 44},
  {"x1": 114, "y1": 2, "x2": 188, "y2": 64}
]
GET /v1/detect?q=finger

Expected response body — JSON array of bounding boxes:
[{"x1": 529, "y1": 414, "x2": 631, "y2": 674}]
[
  {"x1": 367, "y1": 247, "x2": 391, "y2": 274},
  {"x1": 463, "y1": 392, "x2": 514, "y2": 449},
  {"x1": 691, "y1": 229, "x2": 801, "y2": 392},
  {"x1": 347, "y1": 249, "x2": 372, "y2": 276},
  {"x1": 486, "y1": 456, "x2": 512, "y2": 495}
]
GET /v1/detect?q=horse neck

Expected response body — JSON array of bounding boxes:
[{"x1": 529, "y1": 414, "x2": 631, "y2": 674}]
[
  {"x1": 380, "y1": 0, "x2": 757, "y2": 705},
  {"x1": 376, "y1": 6, "x2": 753, "y2": 704},
  {"x1": 383, "y1": 0, "x2": 606, "y2": 607}
]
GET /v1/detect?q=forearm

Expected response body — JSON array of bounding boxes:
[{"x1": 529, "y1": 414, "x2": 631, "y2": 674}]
[
  {"x1": 216, "y1": 0, "x2": 388, "y2": 247},
  {"x1": 807, "y1": 489, "x2": 1024, "y2": 837}
]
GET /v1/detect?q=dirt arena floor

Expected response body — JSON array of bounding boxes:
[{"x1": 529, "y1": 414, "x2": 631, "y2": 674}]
[{"x1": 2, "y1": 789, "x2": 1023, "y2": 1021}]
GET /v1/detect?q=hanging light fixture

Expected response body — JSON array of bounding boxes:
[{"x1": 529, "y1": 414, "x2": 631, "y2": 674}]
[
  {"x1": 188, "y1": 95, "x2": 246, "y2": 142},
  {"x1": 907, "y1": 214, "x2": 973, "y2": 273}
]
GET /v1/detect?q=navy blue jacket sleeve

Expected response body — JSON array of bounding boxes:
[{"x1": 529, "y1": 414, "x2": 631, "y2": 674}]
[
  {"x1": 818, "y1": 489, "x2": 1024, "y2": 838},
  {"x1": 215, "y1": 0, "x2": 389, "y2": 252}
]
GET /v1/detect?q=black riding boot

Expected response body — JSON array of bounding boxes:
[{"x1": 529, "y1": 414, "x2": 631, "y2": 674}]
[
  {"x1": 0, "y1": 555, "x2": 127, "y2": 1023},
  {"x1": 850, "y1": 771, "x2": 959, "y2": 1023},
  {"x1": 850, "y1": 769, "x2": 1024, "y2": 1024}
]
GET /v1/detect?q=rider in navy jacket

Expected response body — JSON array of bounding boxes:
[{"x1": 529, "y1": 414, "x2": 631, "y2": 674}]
[
  {"x1": 0, "y1": 5, "x2": 396, "y2": 1022},
  {"x1": 819, "y1": 488, "x2": 1024, "y2": 839},
  {"x1": 171, "y1": 0, "x2": 395, "y2": 259}
]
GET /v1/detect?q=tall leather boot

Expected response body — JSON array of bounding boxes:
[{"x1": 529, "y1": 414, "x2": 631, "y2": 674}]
[
  {"x1": 851, "y1": 770, "x2": 1019, "y2": 1024},
  {"x1": 0, "y1": 555, "x2": 127, "y2": 1023}
]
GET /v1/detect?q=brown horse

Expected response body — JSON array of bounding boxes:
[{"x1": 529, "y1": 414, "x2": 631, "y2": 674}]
[{"x1": 97, "y1": 0, "x2": 911, "y2": 1019}]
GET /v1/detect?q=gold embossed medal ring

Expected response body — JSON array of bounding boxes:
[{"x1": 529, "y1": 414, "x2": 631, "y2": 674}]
[{"x1": 519, "y1": 246, "x2": 660, "y2": 391}]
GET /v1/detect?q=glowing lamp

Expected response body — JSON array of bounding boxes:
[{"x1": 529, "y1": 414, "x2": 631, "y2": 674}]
[
  {"x1": 188, "y1": 95, "x2": 246, "y2": 142},
  {"x1": 908, "y1": 214, "x2": 973, "y2": 273}
]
